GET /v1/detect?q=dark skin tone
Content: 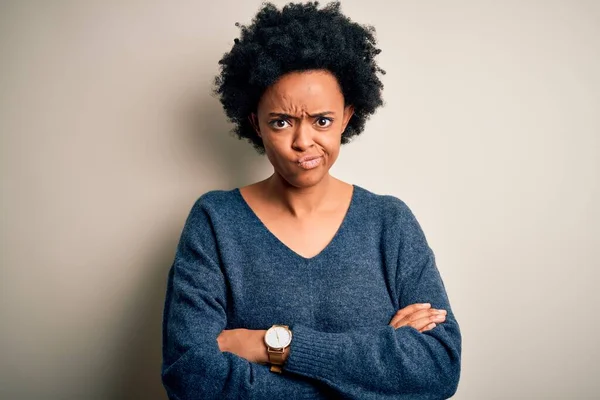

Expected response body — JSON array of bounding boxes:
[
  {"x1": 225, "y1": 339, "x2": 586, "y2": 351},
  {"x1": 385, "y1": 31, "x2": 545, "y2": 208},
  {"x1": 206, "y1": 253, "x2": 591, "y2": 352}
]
[{"x1": 216, "y1": 70, "x2": 446, "y2": 365}]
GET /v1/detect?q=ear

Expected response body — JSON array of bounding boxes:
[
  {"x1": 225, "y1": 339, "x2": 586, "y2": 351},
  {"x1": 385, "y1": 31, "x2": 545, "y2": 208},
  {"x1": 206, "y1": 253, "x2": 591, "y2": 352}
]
[
  {"x1": 342, "y1": 105, "x2": 355, "y2": 132},
  {"x1": 249, "y1": 113, "x2": 261, "y2": 138}
]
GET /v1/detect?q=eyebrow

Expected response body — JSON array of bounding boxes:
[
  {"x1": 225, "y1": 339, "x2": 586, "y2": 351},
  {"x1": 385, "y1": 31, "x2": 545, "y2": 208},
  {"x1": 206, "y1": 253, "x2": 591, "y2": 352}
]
[{"x1": 268, "y1": 111, "x2": 335, "y2": 120}]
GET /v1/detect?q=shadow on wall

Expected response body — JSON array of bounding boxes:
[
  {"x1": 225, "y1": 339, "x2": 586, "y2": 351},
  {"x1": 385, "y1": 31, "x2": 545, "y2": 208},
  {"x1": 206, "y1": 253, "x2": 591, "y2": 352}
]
[{"x1": 109, "y1": 91, "x2": 262, "y2": 399}]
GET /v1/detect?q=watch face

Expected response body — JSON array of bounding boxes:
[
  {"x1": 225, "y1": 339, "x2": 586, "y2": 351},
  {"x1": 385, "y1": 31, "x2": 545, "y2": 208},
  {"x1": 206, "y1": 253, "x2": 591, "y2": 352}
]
[{"x1": 265, "y1": 326, "x2": 292, "y2": 349}]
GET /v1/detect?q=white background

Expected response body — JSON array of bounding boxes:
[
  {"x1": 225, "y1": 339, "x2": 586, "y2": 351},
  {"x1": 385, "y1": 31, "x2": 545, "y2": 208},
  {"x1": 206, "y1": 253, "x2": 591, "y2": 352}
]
[{"x1": 1, "y1": 0, "x2": 599, "y2": 398}]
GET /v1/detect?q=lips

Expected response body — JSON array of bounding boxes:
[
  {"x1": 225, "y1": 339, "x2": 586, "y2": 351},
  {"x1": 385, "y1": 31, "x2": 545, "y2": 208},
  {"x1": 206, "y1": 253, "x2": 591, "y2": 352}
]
[
  {"x1": 297, "y1": 155, "x2": 322, "y2": 163},
  {"x1": 297, "y1": 156, "x2": 323, "y2": 170}
]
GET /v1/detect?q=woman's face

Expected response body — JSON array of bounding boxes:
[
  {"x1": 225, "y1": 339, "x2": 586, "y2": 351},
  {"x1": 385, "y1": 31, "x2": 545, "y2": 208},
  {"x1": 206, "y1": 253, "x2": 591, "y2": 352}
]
[{"x1": 252, "y1": 69, "x2": 354, "y2": 189}]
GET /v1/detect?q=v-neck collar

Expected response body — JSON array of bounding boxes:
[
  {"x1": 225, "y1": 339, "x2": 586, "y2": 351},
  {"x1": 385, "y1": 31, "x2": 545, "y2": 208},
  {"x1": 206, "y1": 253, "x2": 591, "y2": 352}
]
[{"x1": 234, "y1": 184, "x2": 358, "y2": 262}]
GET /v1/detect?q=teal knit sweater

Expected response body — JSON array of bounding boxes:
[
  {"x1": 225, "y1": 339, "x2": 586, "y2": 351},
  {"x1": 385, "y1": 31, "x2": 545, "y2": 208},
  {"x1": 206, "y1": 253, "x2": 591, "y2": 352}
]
[{"x1": 161, "y1": 184, "x2": 462, "y2": 399}]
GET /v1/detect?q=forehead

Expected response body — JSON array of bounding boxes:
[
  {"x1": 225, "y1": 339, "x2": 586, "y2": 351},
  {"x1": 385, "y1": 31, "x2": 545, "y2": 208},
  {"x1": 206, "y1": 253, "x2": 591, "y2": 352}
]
[{"x1": 258, "y1": 70, "x2": 344, "y2": 112}]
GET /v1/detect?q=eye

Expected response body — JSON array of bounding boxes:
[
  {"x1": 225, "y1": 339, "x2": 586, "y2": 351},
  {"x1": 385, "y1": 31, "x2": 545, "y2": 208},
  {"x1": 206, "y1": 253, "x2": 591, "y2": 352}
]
[
  {"x1": 268, "y1": 119, "x2": 291, "y2": 130},
  {"x1": 315, "y1": 117, "x2": 333, "y2": 128}
]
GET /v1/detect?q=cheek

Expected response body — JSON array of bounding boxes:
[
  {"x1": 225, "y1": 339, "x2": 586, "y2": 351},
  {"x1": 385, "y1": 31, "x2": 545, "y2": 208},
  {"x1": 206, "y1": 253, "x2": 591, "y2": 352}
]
[
  {"x1": 326, "y1": 146, "x2": 341, "y2": 166},
  {"x1": 263, "y1": 144, "x2": 279, "y2": 166},
  {"x1": 323, "y1": 132, "x2": 342, "y2": 155},
  {"x1": 263, "y1": 135, "x2": 287, "y2": 155},
  {"x1": 262, "y1": 138, "x2": 290, "y2": 168}
]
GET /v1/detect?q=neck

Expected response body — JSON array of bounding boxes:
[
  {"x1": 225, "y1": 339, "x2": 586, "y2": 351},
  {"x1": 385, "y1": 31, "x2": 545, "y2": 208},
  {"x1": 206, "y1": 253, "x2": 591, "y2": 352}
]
[{"x1": 264, "y1": 173, "x2": 336, "y2": 218}]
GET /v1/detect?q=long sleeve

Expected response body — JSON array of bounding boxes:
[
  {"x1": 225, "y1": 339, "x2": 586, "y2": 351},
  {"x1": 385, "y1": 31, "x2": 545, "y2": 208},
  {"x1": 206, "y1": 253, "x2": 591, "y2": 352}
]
[
  {"x1": 161, "y1": 197, "x2": 332, "y2": 400},
  {"x1": 282, "y1": 200, "x2": 462, "y2": 399}
]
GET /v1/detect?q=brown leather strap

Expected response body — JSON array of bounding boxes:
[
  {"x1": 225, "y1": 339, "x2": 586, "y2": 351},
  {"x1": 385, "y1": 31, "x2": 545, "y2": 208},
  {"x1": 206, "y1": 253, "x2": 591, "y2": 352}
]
[
  {"x1": 269, "y1": 364, "x2": 283, "y2": 373},
  {"x1": 268, "y1": 348, "x2": 285, "y2": 363}
]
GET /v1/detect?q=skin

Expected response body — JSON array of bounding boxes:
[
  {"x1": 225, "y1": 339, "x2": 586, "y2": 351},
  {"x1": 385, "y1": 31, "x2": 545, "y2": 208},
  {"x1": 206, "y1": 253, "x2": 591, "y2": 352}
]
[
  {"x1": 216, "y1": 69, "x2": 446, "y2": 365},
  {"x1": 252, "y1": 69, "x2": 354, "y2": 207}
]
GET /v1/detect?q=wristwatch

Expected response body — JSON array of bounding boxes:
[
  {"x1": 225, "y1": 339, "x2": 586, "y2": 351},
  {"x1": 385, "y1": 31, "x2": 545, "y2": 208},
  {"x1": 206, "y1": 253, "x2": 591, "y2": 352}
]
[{"x1": 264, "y1": 324, "x2": 293, "y2": 373}]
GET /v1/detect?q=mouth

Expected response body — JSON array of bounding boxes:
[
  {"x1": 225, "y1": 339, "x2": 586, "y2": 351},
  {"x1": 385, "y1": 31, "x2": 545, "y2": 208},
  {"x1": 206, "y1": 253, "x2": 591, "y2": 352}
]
[
  {"x1": 297, "y1": 155, "x2": 322, "y2": 163},
  {"x1": 297, "y1": 156, "x2": 323, "y2": 170}
]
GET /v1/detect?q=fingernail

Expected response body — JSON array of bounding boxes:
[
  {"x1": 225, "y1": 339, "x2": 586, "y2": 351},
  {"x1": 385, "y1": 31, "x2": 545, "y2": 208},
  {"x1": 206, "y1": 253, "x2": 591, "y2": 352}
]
[
  {"x1": 421, "y1": 303, "x2": 431, "y2": 308},
  {"x1": 437, "y1": 309, "x2": 447, "y2": 314}
]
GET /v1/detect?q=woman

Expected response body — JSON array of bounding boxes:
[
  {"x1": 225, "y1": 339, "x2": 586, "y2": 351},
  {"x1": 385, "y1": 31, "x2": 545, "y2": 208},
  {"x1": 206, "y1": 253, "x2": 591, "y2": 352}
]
[{"x1": 161, "y1": 2, "x2": 461, "y2": 399}]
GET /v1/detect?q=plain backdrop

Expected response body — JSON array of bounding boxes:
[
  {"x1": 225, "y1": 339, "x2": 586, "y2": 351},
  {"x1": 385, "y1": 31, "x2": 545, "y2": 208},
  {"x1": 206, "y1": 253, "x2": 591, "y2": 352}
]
[{"x1": 1, "y1": 0, "x2": 599, "y2": 398}]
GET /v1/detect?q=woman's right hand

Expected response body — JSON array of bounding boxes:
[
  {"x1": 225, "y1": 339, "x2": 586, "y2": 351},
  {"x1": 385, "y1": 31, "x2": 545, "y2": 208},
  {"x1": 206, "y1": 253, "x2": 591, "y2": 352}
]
[{"x1": 388, "y1": 303, "x2": 447, "y2": 333}]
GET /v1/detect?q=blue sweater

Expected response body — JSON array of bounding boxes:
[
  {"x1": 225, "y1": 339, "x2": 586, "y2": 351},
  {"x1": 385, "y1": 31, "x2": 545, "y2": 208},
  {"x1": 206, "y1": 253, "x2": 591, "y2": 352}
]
[{"x1": 161, "y1": 184, "x2": 462, "y2": 399}]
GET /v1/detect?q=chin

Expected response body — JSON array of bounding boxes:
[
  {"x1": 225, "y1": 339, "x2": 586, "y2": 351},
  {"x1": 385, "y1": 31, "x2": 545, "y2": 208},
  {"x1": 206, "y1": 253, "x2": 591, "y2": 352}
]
[{"x1": 287, "y1": 171, "x2": 329, "y2": 188}]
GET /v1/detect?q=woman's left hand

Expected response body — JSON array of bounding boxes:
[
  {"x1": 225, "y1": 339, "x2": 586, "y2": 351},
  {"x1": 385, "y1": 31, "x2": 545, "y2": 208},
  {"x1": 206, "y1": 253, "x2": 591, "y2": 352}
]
[{"x1": 217, "y1": 328, "x2": 270, "y2": 364}]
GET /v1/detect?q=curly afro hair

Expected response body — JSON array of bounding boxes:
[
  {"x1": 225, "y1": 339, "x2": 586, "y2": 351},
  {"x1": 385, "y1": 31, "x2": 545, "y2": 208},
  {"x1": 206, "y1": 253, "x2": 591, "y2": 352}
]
[{"x1": 213, "y1": 1, "x2": 385, "y2": 155}]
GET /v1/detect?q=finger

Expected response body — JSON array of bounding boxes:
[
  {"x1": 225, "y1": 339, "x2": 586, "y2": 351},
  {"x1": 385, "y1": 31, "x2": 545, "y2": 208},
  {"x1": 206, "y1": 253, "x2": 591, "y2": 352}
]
[
  {"x1": 389, "y1": 303, "x2": 431, "y2": 326},
  {"x1": 392, "y1": 310, "x2": 446, "y2": 330},
  {"x1": 404, "y1": 308, "x2": 446, "y2": 324},
  {"x1": 420, "y1": 322, "x2": 437, "y2": 333},
  {"x1": 390, "y1": 307, "x2": 446, "y2": 328},
  {"x1": 390, "y1": 306, "x2": 434, "y2": 327},
  {"x1": 404, "y1": 309, "x2": 446, "y2": 325},
  {"x1": 409, "y1": 313, "x2": 447, "y2": 331}
]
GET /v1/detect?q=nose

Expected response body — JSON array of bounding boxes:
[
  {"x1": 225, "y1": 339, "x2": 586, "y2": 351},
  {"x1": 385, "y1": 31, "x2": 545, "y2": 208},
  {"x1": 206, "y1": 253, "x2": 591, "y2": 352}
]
[{"x1": 292, "y1": 120, "x2": 315, "y2": 151}]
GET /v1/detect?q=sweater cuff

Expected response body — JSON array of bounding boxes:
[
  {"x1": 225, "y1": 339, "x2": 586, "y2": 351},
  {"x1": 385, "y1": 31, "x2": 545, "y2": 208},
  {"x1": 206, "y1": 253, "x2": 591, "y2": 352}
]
[
  {"x1": 283, "y1": 323, "x2": 344, "y2": 381},
  {"x1": 251, "y1": 361, "x2": 327, "y2": 400}
]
